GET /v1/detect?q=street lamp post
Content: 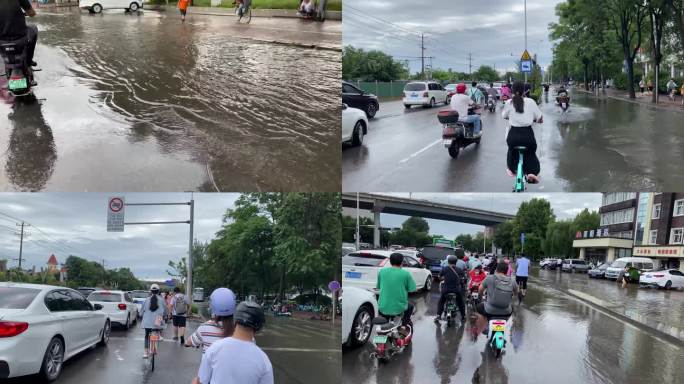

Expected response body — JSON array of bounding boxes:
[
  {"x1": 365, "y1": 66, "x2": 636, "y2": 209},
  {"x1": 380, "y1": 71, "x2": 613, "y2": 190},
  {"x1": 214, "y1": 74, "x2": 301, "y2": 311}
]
[{"x1": 524, "y1": 0, "x2": 528, "y2": 83}]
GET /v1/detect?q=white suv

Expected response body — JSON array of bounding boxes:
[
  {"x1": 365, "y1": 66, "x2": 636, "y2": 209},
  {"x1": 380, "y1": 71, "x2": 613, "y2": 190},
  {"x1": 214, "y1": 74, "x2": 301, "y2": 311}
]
[
  {"x1": 403, "y1": 81, "x2": 448, "y2": 109},
  {"x1": 87, "y1": 290, "x2": 138, "y2": 329},
  {"x1": 80, "y1": 0, "x2": 144, "y2": 14}
]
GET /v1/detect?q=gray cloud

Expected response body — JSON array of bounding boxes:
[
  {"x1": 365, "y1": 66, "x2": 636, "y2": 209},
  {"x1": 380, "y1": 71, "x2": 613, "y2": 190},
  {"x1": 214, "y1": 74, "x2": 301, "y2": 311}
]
[
  {"x1": 0, "y1": 193, "x2": 239, "y2": 280},
  {"x1": 343, "y1": 0, "x2": 563, "y2": 74}
]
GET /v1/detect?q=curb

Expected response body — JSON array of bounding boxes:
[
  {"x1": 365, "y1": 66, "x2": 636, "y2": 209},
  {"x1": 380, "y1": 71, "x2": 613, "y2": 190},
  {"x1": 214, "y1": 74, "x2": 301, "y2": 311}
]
[
  {"x1": 147, "y1": 4, "x2": 342, "y2": 20},
  {"x1": 576, "y1": 89, "x2": 684, "y2": 114},
  {"x1": 531, "y1": 280, "x2": 684, "y2": 347}
]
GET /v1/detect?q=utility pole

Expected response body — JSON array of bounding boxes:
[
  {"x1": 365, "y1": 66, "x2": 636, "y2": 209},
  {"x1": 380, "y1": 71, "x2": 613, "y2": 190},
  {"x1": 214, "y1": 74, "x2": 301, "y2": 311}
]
[
  {"x1": 468, "y1": 53, "x2": 473, "y2": 78},
  {"x1": 355, "y1": 193, "x2": 360, "y2": 250},
  {"x1": 421, "y1": 34, "x2": 425, "y2": 80},
  {"x1": 524, "y1": 0, "x2": 528, "y2": 83},
  {"x1": 15, "y1": 222, "x2": 29, "y2": 271}
]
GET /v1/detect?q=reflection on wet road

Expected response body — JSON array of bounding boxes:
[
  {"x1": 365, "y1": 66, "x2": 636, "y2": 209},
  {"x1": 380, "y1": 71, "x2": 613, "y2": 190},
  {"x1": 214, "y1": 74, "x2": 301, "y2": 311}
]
[
  {"x1": 0, "y1": 9, "x2": 340, "y2": 191},
  {"x1": 343, "y1": 276, "x2": 684, "y2": 383},
  {"x1": 342, "y1": 88, "x2": 684, "y2": 192}
]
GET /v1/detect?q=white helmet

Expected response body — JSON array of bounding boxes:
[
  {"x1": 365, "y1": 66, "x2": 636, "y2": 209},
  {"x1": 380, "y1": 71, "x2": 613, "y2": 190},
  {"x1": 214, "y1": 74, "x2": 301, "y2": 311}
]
[{"x1": 150, "y1": 284, "x2": 160, "y2": 291}]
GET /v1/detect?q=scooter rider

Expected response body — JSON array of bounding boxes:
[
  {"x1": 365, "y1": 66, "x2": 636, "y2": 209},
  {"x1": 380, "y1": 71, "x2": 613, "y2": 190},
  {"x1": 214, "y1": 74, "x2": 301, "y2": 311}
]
[
  {"x1": 0, "y1": 0, "x2": 38, "y2": 79},
  {"x1": 467, "y1": 81, "x2": 485, "y2": 105},
  {"x1": 486, "y1": 83, "x2": 498, "y2": 104},
  {"x1": 450, "y1": 83, "x2": 482, "y2": 136},
  {"x1": 475, "y1": 262, "x2": 520, "y2": 332},
  {"x1": 468, "y1": 265, "x2": 487, "y2": 296},
  {"x1": 556, "y1": 86, "x2": 569, "y2": 105},
  {"x1": 377, "y1": 252, "x2": 417, "y2": 332},
  {"x1": 434, "y1": 255, "x2": 466, "y2": 324}
]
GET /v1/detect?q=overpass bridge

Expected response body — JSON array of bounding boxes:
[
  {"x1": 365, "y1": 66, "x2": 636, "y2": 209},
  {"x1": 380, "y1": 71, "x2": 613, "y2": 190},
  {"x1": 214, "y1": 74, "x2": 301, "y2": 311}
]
[{"x1": 341, "y1": 193, "x2": 515, "y2": 247}]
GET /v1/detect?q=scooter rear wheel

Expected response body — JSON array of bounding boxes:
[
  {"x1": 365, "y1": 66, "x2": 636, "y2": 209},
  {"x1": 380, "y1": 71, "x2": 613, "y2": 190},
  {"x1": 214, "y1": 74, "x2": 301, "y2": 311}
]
[{"x1": 448, "y1": 143, "x2": 460, "y2": 159}]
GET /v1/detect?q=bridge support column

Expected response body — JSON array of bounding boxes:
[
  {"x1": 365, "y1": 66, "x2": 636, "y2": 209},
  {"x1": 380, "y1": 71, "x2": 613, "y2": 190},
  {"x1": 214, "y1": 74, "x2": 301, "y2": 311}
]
[{"x1": 373, "y1": 210, "x2": 381, "y2": 248}]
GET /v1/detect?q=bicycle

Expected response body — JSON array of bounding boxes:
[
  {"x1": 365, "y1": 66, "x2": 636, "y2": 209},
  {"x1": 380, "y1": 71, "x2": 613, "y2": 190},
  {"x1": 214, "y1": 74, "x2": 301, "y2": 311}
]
[
  {"x1": 234, "y1": 0, "x2": 252, "y2": 24},
  {"x1": 148, "y1": 330, "x2": 161, "y2": 372}
]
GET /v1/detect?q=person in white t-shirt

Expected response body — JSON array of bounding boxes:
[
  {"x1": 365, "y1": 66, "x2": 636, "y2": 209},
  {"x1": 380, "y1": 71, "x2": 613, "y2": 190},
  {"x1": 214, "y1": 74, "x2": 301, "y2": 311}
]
[
  {"x1": 449, "y1": 83, "x2": 482, "y2": 136},
  {"x1": 196, "y1": 301, "x2": 273, "y2": 384},
  {"x1": 501, "y1": 81, "x2": 543, "y2": 183}
]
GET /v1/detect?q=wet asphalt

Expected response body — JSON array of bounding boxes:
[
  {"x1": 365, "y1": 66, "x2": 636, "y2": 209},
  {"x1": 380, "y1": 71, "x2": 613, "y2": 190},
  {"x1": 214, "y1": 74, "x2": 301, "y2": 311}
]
[
  {"x1": 342, "y1": 88, "x2": 684, "y2": 192},
  {"x1": 5, "y1": 311, "x2": 340, "y2": 384},
  {"x1": 0, "y1": 8, "x2": 341, "y2": 192},
  {"x1": 342, "y1": 270, "x2": 684, "y2": 384}
]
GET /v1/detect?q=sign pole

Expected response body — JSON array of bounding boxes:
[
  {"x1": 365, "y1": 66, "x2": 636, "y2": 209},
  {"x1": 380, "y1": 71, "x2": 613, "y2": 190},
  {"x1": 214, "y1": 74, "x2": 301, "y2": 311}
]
[
  {"x1": 524, "y1": 0, "x2": 528, "y2": 83},
  {"x1": 187, "y1": 198, "x2": 194, "y2": 307}
]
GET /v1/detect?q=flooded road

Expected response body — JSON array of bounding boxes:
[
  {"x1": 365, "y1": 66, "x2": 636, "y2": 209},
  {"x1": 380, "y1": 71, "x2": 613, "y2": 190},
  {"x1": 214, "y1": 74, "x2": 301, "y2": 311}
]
[
  {"x1": 342, "y1": 87, "x2": 684, "y2": 192},
  {"x1": 342, "y1": 278, "x2": 684, "y2": 384},
  {"x1": 0, "y1": 9, "x2": 341, "y2": 191}
]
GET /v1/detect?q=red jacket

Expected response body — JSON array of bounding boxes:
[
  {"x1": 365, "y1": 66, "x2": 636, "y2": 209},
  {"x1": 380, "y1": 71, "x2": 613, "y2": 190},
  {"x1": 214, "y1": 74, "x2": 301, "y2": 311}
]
[{"x1": 468, "y1": 270, "x2": 486, "y2": 290}]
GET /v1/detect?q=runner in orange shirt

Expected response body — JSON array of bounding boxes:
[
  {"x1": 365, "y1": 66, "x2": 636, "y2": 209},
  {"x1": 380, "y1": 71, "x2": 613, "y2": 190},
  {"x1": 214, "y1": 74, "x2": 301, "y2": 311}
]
[{"x1": 178, "y1": 0, "x2": 190, "y2": 22}]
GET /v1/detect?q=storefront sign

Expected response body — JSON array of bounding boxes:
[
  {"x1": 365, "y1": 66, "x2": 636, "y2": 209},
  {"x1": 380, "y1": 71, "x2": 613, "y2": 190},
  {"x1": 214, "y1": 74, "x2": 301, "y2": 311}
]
[{"x1": 633, "y1": 246, "x2": 684, "y2": 257}]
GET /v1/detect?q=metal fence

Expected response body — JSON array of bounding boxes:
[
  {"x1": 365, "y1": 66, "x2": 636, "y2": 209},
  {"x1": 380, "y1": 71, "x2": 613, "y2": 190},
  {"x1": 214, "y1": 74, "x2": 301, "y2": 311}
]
[{"x1": 349, "y1": 80, "x2": 411, "y2": 98}]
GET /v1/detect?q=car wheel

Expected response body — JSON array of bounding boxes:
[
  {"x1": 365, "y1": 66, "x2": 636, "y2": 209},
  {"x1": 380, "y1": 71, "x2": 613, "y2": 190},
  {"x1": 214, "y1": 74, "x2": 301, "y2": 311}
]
[
  {"x1": 125, "y1": 314, "x2": 130, "y2": 330},
  {"x1": 351, "y1": 121, "x2": 364, "y2": 147},
  {"x1": 665, "y1": 280, "x2": 672, "y2": 290},
  {"x1": 366, "y1": 103, "x2": 377, "y2": 119},
  {"x1": 423, "y1": 276, "x2": 432, "y2": 292},
  {"x1": 350, "y1": 305, "x2": 373, "y2": 346},
  {"x1": 40, "y1": 337, "x2": 64, "y2": 382},
  {"x1": 429, "y1": 98, "x2": 435, "y2": 108},
  {"x1": 99, "y1": 320, "x2": 111, "y2": 346},
  {"x1": 92, "y1": 4, "x2": 103, "y2": 13},
  {"x1": 446, "y1": 96, "x2": 451, "y2": 104},
  {"x1": 404, "y1": 104, "x2": 411, "y2": 109},
  {"x1": 129, "y1": 2, "x2": 139, "y2": 11}
]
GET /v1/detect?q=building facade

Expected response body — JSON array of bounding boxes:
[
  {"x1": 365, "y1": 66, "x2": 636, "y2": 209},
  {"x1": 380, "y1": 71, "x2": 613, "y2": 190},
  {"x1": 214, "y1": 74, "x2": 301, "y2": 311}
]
[{"x1": 633, "y1": 193, "x2": 684, "y2": 271}]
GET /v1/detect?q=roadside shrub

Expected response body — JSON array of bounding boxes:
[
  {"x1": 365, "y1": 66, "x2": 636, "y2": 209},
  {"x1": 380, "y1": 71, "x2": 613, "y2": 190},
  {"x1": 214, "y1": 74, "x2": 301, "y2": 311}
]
[{"x1": 613, "y1": 73, "x2": 629, "y2": 91}]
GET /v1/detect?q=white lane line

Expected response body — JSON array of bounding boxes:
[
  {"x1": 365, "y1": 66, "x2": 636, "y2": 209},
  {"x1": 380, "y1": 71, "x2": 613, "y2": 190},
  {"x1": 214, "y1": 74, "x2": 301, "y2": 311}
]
[
  {"x1": 260, "y1": 347, "x2": 341, "y2": 353},
  {"x1": 399, "y1": 139, "x2": 442, "y2": 164}
]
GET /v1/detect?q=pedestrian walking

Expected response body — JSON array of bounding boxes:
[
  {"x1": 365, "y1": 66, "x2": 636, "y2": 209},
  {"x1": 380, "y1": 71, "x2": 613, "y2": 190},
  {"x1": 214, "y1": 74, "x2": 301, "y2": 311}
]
[
  {"x1": 639, "y1": 79, "x2": 645, "y2": 94},
  {"x1": 647, "y1": 79, "x2": 653, "y2": 94},
  {"x1": 171, "y1": 286, "x2": 190, "y2": 345},
  {"x1": 666, "y1": 79, "x2": 677, "y2": 102},
  {"x1": 178, "y1": 0, "x2": 190, "y2": 22}
]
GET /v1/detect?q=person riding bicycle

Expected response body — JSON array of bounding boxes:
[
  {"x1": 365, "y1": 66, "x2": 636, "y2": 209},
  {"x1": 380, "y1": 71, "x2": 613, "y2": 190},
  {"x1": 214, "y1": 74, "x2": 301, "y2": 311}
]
[
  {"x1": 0, "y1": 0, "x2": 38, "y2": 83},
  {"x1": 449, "y1": 83, "x2": 482, "y2": 137},
  {"x1": 141, "y1": 284, "x2": 167, "y2": 359},
  {"x1": 197, "y1": 301, "x2": 273, "y2": 384},
  {"x1": 377, "y1": 252, "x2": 417, "y2": 333},
  {"x1": 475, "y1": 262, "x2": 520, "y2": 332},
  {"x1": 235, "y1": 0, "x2": 251, "y2": 17},
  {"x1": 298, "y1": 0, "x2": 315, "y2": 17},
  {"x1": 502, "y1": 81, "x2": 544, "y2": 184},
  {"x1": 556, "y1": 86, "x2": 569, "y2": 105},
  {"x1": 515, "y1": 254, "x2": 530, "y2": 297},
  {"x1": 667, "y1": 78, "x2": 677, "y2": 100},
  {"x1": 434, "y1": 255, "x2": 466, "y2": 324}
]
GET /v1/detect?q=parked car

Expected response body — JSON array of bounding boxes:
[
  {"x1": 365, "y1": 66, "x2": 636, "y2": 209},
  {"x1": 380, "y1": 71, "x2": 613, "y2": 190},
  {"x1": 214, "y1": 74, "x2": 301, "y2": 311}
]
[
  {"x1": 445, "y1": 83, "x2": 457, "y2": 103},
  {"x1": 87, "y1": 290, "x2": 138, "y2": 330},
  {"x1": 588, "y1": 263, "x2": 609, "y2": 278},
  {"x1": 0, "y1": 282, "x2": 110, "y2": 382},
  {"x1": 539, "y1": 258, "x2": 553, "y2": 269},
  {"x1": 419, "y1": 244, "x2": 457, "y2": 277},
  {"x1": 561, "y1": 259, "x2": 590, "y2": 273},
  {"x1": 128, "y1": 290, "x2": 148, "y2": 317},
  {"x1": 639, "y1": 269, "x2": 684, "y2": 290},
  {"x1": 341, "y1": 104, "x2": 368, "y2": 147},
  {"x1": 605, "y1": 257, "x2": 655, "y2": 281},
  {"x1": 341, "y1": 286, "x2": 378, "y2": 347},
  {"x1": 342, "y1": 250, "x2": 432, "y2": 292},
  {"x1": 76, "y1": 287, "x2": 99, "y2": 298},
  {"x1": 342, "y1": 81, "x2": 380, "y2": 119},
  {"x1": 403, "y1": 81, "x2": 448, "y2": 108},
  {"x1": 79, "y1": 0, "x2": 144, "y2": 13}
]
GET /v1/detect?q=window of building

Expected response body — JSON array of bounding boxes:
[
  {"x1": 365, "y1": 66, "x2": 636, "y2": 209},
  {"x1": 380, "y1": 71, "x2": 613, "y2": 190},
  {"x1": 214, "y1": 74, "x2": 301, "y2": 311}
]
[
  {"x1": 671, "y1": 228, "x2": 684, "y2": 245},
  {"x1": 602, "y1": 192, "x2": 637, "y2": 206},
  {"x1": 674, "y1": 199, "x2": 684, "y2": 217},
  {"x1": 649, "y1": 230, "x2": 658, "y2": 245},
  {"x1": 600, "y1": 208, "x2": 635, "y2": 226},
  {"x1": 652, "y1": 203, "x2": 661, "y2": 219}
]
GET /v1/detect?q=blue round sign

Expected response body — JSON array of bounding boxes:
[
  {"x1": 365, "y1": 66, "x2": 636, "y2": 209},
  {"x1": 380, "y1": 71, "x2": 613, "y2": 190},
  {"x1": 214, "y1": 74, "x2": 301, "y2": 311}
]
[{"x1": 328, "y1": 280, "x2": 340, "y2": 292}]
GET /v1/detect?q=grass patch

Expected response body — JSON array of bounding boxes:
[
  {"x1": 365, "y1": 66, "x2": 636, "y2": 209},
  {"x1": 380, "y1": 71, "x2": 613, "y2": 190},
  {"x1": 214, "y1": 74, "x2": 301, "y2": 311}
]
[{"x1": 153, "y1": 0, "x2": 341, "y2": 11}]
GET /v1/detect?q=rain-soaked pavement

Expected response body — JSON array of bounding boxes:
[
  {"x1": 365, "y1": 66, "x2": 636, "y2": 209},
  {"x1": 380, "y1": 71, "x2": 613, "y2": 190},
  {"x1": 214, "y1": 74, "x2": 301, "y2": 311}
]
[
  {"x1": 342, "y1": 272, "x2": 684, "y2": 384},
  {"x1": 0, "y1": 8, "x2": 341, "y2": 192},
  {"x1": 342, "y1": 87, "x2": 684, "y2": 192},
  {"x1": 5, "y1": 313, "x2": 340, "y2": 384}
]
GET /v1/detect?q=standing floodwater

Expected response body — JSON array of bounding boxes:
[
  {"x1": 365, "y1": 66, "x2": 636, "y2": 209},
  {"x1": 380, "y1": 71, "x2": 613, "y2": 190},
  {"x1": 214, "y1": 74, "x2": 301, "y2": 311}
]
[{"x1": 0, "y1": 9, "x2": 341, "y2": 191}]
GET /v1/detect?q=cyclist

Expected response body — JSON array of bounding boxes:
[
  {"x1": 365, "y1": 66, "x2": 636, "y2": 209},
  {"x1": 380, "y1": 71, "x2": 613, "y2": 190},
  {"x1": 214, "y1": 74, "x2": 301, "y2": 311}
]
[
  {"x1": 502, "y1": 81, "x2": 544, "y2": 184},
  {"x1": 377, "y1": 252, "x2": 416, "y2": 332},
  {"x1": 186, "y1": 288, "x2": 236, "y2": 353},
  {"x1": 298, "y1": 0, "x2": 315, "y2": 17},
  {"x1": 0, "y1": 0, "x2": 38, "y2": 79},
  {"x1": 197, "y1": 302, "x2": 273, "y2": 384},
  {"x1": 475, "y1": 262, "x2": 519, "y2": 332},
  {"x1": 515, "y1": 253, "x2": 530, "y2": 297},
  {"x1": 666, "y1": 78, "x2": 677, "y2": 102},
  {"x1": 141, "y1": 284, "x2": 167, "y2": 359},
  {"x1": 171, "y1": 286, "x2": 190, "y2": 345},
  {"x1": 434, "y1": 255, "x2": 466, "y2": 324},
  {"x1": 449, "y1": 83, "x2": 482, "y2": 136}
]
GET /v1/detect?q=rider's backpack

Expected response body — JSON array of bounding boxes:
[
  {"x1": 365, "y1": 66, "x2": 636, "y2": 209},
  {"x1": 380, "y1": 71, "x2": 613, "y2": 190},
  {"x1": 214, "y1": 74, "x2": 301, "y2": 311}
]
[
  {"x1": 174, "y1": 294, "x2": 187, "y2": 315},
  {"x1": 487, "y1": 275, "x2": 514, "y2": 310}
]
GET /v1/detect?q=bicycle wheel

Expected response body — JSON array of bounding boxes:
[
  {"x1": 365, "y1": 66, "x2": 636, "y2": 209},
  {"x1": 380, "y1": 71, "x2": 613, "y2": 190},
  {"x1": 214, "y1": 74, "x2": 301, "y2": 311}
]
[{"x1": 244, "y1": 8, "x2": 252, "y2": 23}]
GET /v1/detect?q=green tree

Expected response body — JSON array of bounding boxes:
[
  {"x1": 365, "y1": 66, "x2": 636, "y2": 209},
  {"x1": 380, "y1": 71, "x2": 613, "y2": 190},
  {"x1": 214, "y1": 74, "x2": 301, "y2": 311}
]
[
  {"x1": 474, "y1": 65, "x2": 499, "y2": 83},
  {"x1": 402, "y1": 217, "x2": 429, "y2": 233},
  {"x1": 573, "y1": 208, "x2": 600, "y2": 231},
  {"x1": 342, "y1": 46, "x2": 409, "y2": 81},
  {"x1": 493, "y1": 221, "x2": 515, "y2": 254},
  {"x1": 512, "y1": 199, "x2": 555, "y2": 259}
]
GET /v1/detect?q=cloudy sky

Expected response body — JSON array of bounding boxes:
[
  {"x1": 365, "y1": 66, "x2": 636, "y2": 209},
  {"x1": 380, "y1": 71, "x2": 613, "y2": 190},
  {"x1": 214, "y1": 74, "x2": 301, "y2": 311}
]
[
  {"x1": 0, "y1": 193, "x2": 239, "y2": 281},
  {"x1": 343, "y1": 0, "x2": 564, "y2": 74},
  {"x1": 347, "y1": 193, "x2": 602, "y2": 239}
]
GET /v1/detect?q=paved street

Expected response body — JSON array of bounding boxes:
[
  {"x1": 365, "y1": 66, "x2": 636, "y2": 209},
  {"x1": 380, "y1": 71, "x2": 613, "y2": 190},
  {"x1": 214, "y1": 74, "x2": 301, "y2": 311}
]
[
  {"x1": 342, "y1": 88, "x2": 684, "y2": 192},
  {"x1": 342, "y1": 271, "x2": 684, "y2": 384},
  {"x1": 0, "y1": 8, "x2": 341, "y2": 192},
  {"x1": 5, "y1": 313, "x2": 340, "y2": 384}
]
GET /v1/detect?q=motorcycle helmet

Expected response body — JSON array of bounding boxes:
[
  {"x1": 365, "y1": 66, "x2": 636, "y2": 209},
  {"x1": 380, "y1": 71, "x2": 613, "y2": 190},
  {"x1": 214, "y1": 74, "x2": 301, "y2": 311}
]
[
  {"x1": 234, "y1": 301, "x2": 265, "y2": 332},
  {"x1": 210, "y1": 288, "x2": 236, "y2": 317},
  {"x1": 447, "y1": 255, "x2": 457, "y2": 265},
  {"x1": 456, "y1": 83, "x2": 467, "y2": 94}
]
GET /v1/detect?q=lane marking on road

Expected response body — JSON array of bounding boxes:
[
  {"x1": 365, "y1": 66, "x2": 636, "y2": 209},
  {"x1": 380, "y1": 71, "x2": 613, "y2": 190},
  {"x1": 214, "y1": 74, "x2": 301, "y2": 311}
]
[
  {"x1": 399, "y1": 139, "x2": 441, "y2": 164},
  {"x1": 260, "y1": 347, "x2": 341, "y2": 353}
]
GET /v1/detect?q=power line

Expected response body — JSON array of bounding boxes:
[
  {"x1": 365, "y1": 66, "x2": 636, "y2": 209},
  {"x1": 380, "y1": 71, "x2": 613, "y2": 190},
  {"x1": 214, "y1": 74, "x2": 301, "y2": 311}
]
[{"x1": 343, "y1": 5, "x2": 423, "y2": 37}]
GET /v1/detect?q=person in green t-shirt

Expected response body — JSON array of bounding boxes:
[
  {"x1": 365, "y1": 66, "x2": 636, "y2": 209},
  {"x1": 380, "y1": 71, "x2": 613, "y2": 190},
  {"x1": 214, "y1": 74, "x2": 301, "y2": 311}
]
[{"x1": 377, "y1": 253, "x2": 417, "y2": 327}]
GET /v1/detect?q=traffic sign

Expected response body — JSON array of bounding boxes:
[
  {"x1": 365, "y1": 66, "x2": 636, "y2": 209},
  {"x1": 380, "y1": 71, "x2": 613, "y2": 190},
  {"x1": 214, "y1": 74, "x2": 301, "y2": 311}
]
[
  {"x1": 107, "y1": 196, "x2": 125, "y2": 232},
  {"x1": 328, "y1": 280, "x2": 341, "y2": 292},
  {"x1": 521, "y1": 60, "x2": 532, "y2": 74},
  {"x1": 521, "y1": 49, "x2": 531, "y2": 61}
]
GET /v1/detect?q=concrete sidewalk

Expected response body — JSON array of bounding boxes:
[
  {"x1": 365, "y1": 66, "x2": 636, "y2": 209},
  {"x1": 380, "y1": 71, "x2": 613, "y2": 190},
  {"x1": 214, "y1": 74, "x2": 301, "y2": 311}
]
[{"x1": 577, "y1": 87, "x2": 684, "y2": 113}]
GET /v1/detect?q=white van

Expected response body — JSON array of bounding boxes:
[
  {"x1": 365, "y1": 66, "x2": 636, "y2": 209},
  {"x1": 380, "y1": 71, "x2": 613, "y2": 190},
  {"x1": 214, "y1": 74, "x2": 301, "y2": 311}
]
[
  {"x1": 403, "y1": 81, "x2": 448, "y2": 109},
  {"x1": 604, "y1": 257, "x2": 655, "y2": 280},
  {"x1": 80, "y1": 0, "x2": 144, "y2": 14}
]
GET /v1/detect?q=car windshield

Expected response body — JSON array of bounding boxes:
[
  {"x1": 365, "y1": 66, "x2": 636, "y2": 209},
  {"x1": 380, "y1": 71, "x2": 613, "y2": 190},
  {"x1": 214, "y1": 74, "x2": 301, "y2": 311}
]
[
  {"x1": 130, "y1": 292, "x2": 148, "y2": 299},
  {"x1": 405, "y1": 83, "x2": 426, "y2": 91},
  {"x1": 610, "y1": 261, "x2": 627, "y2": 268},
  {"x1": 445, "y1": 84, "x2": 456, "y2": 91},
  {"x1": 343, "y1": 253, "x2": 387, "y2": 267},
  {"x1": 598, "y1": 263, "x2": 608, "y2": 269},
  {"x1": 88, "y1": 292, "x2": 122, "y2": 302},
  {"x1": 421, "y1": 246, "x2": 455, "y2": 261},
  {"x1": 0, "y1": 287, "x2": 40, "y2": 309}
]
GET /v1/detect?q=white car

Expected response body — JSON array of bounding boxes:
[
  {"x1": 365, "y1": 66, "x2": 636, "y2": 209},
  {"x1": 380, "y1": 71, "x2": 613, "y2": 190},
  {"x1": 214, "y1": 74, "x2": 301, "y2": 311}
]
[
  {"x1": 87, "y1": 290, "x2": 138, "y2": 329},
  {"x1": 128, "y1": 290, "x2": 149, "y2": 318},
  {"x1": 639, "y1": 269, "x2": 684, "y2": 290},
  {"x1": 341, "y1": 104, "x2": 368, "y2": 147},
  {"x1": 342, "y1": 250, "x2": 433, "y2": 292},
  {"x1": 79, "y1": 0, "x2": 144, "y2": 14},
  {"x1": 403, "y1": 81, "x2": 448, "y2": 109},
  {"x1": 341, "y1": 286, "x2": 377, "y2": 347},
  {"x1": 0, "y1": 282, "x2": 110, "y2": 381}
]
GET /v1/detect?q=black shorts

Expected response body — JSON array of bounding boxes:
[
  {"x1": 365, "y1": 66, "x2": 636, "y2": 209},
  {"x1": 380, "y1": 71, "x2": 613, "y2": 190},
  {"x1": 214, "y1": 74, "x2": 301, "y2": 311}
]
[
  {"x1": 476, "y1": 302, "x2": 511, "y2": 321},
  {"x1": 516, "y1": 276, "x2": 528, "y2": 289},
  {"x1": 180, "y1": 9, "x2": 187, "y2": 16},
  {"x1": 172, "y1": 315, "x2": 187, "y2": 327}
]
